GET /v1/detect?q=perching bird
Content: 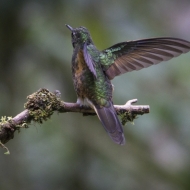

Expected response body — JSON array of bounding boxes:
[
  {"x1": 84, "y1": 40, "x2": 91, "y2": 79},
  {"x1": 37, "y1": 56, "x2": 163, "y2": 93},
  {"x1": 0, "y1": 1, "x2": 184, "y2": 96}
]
[{"x1": 66, "y1": 24, "x2": 190, "y2": 145}]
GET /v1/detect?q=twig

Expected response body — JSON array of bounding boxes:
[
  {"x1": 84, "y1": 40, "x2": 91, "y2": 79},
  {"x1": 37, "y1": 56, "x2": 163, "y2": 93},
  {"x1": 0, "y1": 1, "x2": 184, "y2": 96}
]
[{"x1": 0, "y1": 88, "x2": 150, "y2": 150}]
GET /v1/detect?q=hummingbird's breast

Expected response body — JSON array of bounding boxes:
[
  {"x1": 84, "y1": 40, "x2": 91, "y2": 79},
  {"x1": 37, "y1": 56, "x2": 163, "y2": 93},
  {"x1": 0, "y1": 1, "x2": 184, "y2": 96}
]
[
  {"x1": 72, "y1": 49, "x2": 92, "y2": 99},
  {"x1": 72, "y1": 48, "x2": 113, "y2": 106}
]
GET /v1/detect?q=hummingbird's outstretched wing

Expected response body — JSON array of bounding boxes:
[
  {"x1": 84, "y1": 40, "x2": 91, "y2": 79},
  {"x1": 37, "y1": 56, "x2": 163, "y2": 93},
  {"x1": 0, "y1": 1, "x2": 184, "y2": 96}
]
[
  {"x1": 83, "y1": 42, "x2": 97, "y2": 78},
  {"x1": 92, "y1": 101, "x2": 125, "y2": 145},
  {"x1": 100, "y1": 38, "x2": 190, "y2": 80}
]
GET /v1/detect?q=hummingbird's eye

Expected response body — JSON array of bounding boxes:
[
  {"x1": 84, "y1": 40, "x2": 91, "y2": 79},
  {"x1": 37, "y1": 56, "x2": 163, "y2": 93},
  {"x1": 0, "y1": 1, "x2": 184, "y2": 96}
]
[{"x1": 72, "y1": 32, "x2": 78, "y2": 39}]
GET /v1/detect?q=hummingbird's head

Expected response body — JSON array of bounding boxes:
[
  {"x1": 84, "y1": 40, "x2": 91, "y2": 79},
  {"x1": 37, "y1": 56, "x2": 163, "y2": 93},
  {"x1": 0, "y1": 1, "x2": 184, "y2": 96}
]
[{"x1": 66, "y1": 25, "x2": 93, "y2": 48}]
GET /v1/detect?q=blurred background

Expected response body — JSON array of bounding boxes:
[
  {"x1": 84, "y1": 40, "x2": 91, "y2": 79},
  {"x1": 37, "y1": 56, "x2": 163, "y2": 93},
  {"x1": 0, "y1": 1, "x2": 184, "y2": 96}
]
[{"x1": 1, "y1": 0, "x2": 190, "y2": 189}]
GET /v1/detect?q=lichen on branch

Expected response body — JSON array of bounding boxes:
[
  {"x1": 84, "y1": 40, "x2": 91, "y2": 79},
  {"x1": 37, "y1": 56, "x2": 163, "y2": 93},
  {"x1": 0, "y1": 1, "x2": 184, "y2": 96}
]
[{"x1": 24, "y1": 88, "x2": 62, "y2": 123}]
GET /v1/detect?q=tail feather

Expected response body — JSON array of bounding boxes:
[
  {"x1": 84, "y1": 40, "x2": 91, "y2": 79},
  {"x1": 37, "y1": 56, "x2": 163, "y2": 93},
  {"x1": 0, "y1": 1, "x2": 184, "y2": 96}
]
[{"x1": 93, "y1": 102, "x2": 125, "y2": 145}]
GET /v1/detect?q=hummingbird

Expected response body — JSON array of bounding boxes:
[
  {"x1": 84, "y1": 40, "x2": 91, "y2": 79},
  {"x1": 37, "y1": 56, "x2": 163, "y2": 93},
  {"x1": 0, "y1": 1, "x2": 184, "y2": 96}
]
[{"x1": 66, "y1": 24, "x2": 190, "y2": 145}]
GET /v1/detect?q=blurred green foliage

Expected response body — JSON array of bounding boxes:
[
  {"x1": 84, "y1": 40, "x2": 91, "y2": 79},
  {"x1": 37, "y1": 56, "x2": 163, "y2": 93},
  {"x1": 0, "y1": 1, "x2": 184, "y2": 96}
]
[{"x1": 1, "y1": 0, "x2": 190, "y2": 189}]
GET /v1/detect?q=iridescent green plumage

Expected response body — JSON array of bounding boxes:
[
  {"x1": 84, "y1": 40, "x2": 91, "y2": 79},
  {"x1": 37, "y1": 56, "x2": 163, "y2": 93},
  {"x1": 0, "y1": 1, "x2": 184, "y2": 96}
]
[{"x1": 66, "y1": 24, "x2": 190, "y2": 145}]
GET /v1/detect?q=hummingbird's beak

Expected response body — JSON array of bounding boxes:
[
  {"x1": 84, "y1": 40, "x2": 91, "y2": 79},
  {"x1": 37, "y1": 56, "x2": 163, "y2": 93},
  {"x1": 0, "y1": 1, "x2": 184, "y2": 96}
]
[{"x1": 66, "y1": 24, "x2": 73, "y2": 31}]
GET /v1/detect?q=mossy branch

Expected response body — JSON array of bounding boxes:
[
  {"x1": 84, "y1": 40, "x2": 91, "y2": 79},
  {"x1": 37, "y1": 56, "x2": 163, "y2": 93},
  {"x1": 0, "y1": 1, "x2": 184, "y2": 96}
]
[{"x1": 0, "y1": 88, "x2": 149, "y2": 152}]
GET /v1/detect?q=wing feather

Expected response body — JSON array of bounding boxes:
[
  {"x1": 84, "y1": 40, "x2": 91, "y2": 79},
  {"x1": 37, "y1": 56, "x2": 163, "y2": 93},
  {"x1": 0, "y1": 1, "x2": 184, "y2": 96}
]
[{"x1": 101, "y1": 38, "x2": 190, "y2": 79}]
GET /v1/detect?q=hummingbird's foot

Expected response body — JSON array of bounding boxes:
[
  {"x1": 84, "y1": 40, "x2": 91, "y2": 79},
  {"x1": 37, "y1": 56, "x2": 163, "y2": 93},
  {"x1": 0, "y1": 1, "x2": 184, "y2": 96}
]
[{"x1": 76, "y1": 98, "x2": 94, "y2": 116}]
